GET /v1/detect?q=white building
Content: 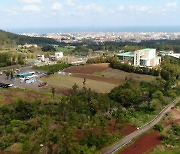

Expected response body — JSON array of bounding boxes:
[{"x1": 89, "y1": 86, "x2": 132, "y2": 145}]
[
  {"x1": 134, "y1": 48, "x2": 161, "y2": 67},
  {"x1": 117, "y1": 48, "x2": 161, "y2": 67},
  {"x1": 37, "y1": 55, "x2": 45, "y2": 62},
  {"x1": 55, "y1": 52, "x2": 63, "y2": 60}
]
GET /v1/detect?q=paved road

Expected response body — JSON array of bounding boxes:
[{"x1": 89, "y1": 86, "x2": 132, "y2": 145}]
[{"x1": 101, "y1": 97, "x2": 180, "y2": 154}]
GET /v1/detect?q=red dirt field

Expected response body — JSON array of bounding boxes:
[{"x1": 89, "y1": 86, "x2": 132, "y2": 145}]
[
  {"x1": 74, "y1": 120, "x2": 137, "y2": 140},
  {"x1": 119, "y1": 124, "x2": 137, "y2": 136},
  {"x1": 106, "y1": 120, "x2": 137, "y2": 136},
  {"x1": 74, "y1": 73, "x2": 124, "y2": 84},
  {"x1": 119, "y1": 131, "x2": 161, "y2": 154},
  {"x1": 63, "y1": 63, "x2": 110, "y2": 74},
  {"x1": 119, "y1": 109, "x2": 180, "y2": 154}
]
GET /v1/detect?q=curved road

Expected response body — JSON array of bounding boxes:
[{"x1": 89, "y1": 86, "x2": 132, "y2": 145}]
[{"x1": 101, "y1": 97, "x2": 180, "y2": 154}]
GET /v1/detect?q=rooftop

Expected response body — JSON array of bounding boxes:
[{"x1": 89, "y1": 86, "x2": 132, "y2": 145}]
[
  {"x1": 138, "y1": 48, "x2": 155, "y2": 52},
  {"x1": 117, "y1": 51, "x2": 134, "y2": 57}
]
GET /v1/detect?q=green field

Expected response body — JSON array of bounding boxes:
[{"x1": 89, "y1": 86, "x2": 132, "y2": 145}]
[
  {"x1": 152, "y1": 148, "x2": 180, "y2": 154},
  {"x1": 41, "y1": 74, "x2": 117, "y2": 93},
  {"x1": 33, "y1": 63, "x2": 70, "y2": 72},
  {"x1": 56, "y1": 47, "x2": 73, "y2": 55}
]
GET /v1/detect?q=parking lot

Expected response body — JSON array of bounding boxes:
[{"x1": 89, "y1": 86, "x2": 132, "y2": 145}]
[{"x1": 0, "y1": 66, "x2": 44, "y2": 90}]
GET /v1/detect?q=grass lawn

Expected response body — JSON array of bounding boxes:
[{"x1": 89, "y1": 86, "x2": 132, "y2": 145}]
[
  {"x1": 100, "y1": 68, "x2": 156, "y2": 82},
  {"x1": 41, "y1": 74, "x2": 117, "y2": 93},
  {"x1": 152, "y1": 147, "x2": 180, "y2": 154},
  {"x1": 56, "y1": 47, "x2": 73, "y2": 53}
]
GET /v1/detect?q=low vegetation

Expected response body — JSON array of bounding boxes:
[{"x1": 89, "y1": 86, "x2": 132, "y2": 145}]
[
  {"x1": 33, "y1": 63, "x2": 70, "y2": 75},
  {"x1": 0, "y1": 72, "x2": 179, "y2": 153},
  {"x1": 161, "y1": 124, "x2": 180, "y2": 146},
  {"x1": 0, "y1": 29, "x2": 61, "y2": 45}
]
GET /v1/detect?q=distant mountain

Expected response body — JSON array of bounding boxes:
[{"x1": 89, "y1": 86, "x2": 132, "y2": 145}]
[{"x1": 0, "y1": 29, "x2": 60, "y2": 45}]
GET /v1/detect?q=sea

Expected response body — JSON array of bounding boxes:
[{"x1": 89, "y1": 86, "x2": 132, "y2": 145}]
[{"x1": 4, "y1": 26, "x2": 180, "y2": 34}]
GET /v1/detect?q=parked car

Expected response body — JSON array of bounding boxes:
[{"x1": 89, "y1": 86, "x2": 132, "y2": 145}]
[{"x1": 0, "y1": 83, "x2": 13, "y2": 88}]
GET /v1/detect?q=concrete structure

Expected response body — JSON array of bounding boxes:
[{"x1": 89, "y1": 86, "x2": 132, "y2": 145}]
[
  {"x1": 159, "y1": 50, "x2": 180, "y2": 59},
  {"x1": 169, "y1": 53, "x2": 180, "y2": 59},
  {"x1": 55, "y1": 52, "x2": 63, "y2": 60},
  {"x1": 17, "y1": 72, "x2": 35, "y2": 78},
  {"x1": 117, "y1": 48, "x2": 161, "y2": 67},
  {"x1": 18, "y1": 43, "x2": 38, "y2": 48},
  {"x1": 37, "y1": 55, "x2": 45, "y2": 62},
  {"x1": 159, "y1": 50, "x2": 174, "y2": 56}
]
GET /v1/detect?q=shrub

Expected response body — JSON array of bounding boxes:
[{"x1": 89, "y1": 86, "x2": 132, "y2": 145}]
[{"x1": 153, "y1": 124, "x2": 164, "y2": 132}]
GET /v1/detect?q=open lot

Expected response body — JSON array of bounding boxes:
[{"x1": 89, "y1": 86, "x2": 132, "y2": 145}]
[
  {"x1": 74, "y1": 73, "x2": 124, "y2": 84},
  {"x1": 64, "y1": 63, "x2": 155, "y2": 82},
  {"x1": 41, "y1": 74, "x2": 117, "y2": 93},
  {"x1": 63, "y1": 63, "x2": 110, "y2": 74},
  {"x1": 101, "y1": 68, "x2": 156, "y2": 82}
]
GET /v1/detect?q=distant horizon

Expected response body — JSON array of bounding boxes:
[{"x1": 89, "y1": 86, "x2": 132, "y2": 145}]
[{"x1": 3, "y1": 26, "x2": 180, "y2": 34}]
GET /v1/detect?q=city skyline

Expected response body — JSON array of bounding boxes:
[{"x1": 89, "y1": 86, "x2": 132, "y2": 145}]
[{"x1": 0, "y1": 0, "x2": 180, "y2": 30}]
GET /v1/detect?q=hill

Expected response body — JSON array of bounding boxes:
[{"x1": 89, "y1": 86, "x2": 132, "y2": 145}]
[{"x1": 0, "y1": 29, "x2": 60, "y2": 45}]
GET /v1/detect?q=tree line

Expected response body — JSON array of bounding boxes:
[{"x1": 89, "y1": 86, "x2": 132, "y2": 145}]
[{"x1": 0, "y1": 52, "x2": 25, "y2": 67}]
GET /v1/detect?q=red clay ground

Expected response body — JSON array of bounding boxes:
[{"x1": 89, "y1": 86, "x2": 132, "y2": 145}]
[
  {"x1": 119, "y1": 108, "x2": 180, "y2": 154},
  {"x1": 63, "y1": 63, "x2": 110, "y2": 74},
  {"x1": 119, "y1": 124, "x2": 137, "y2": 136},
  {"x1": 106, "y1": 120, "x2": 137, "y2": 136},
  {"x1": 74, "y1": 120, "x2": 137, "y2": 141},
  {"x1": 74, "y1": 73, "x2": 124, "y2": 84},
  {"x1": 119, "y1": 130, "x2": 161, "y2": 154}
]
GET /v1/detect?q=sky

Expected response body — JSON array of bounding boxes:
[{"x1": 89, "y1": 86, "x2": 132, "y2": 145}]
[{"x1": 0, "y1": 0, "x2": 180, "y2": 29}]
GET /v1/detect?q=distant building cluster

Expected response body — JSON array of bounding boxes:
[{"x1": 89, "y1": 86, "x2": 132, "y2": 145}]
[
  {"x1": 21, "y1": 32, "x2": 180, "y2": 43},
  {"x1": 33, "y1": 52, "x2": 63, "y2": 66}
]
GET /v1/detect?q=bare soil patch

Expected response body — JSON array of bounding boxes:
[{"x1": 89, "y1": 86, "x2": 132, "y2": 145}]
[
  {"x1": 102, "y1": 68, "x2": 156, "y2": 82},
  {"x1": 74, "y1": 73, "x2": 124, "y2": 84},
  {"x1": 107, "y1": 120, "x2": 136, "y2": 136},
  {"x1": 63, "y1": 63, "x2": 110, "y2": 74},
  {"x1": 119, "y1": 124, "x2": 137, "y2": 136},
  {"x1": 119, "y1": 131, "x2": 161, "y2": 154}
]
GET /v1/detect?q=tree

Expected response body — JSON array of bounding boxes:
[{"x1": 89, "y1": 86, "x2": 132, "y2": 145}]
[
  {"x1": 5, "y1": 71, "x2": 10, "y2": 79},
  {"x1": 51, "y1": 87, "x2": 55, "y2": 99},
  {"x1": 10, "y1": 71, "x2": 14, "y2": 79},
  {"x1": 72, "y1": 83, "x2": 79, "y2": 93},
  {"x1": 42, "y1": 45, "x2": 56, "y2": 52},
  {"x1": 83, "y1": 78, "x2": 86, "y2": 87}
]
